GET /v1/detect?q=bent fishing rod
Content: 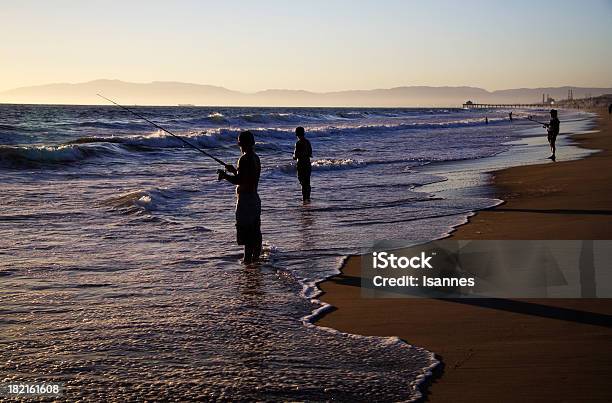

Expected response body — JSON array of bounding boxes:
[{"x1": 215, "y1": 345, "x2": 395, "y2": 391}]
[{"x1": 97, "y1": 94, "x2": 228, "y2": 166}]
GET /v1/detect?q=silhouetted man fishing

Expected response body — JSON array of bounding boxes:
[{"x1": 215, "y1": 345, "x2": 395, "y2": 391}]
[
  {"x1": 293, "y1": 126, "x2": 312, "y2": 202},
  {"x1": 97, "y1": 96, "x2": 263, "y2": 263},
  {"x1": 218, "y1": 131, "x2": 262, "y2": 264},
  {"x1": 543, "y1": 109, "x2": 560, "y2": 162}
]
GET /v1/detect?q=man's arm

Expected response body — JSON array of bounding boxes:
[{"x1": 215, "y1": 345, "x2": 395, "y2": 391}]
[
  {"x1": 218, "y1": 159, "x2": 241, "y2": 184},
  {"x1": 219, "y1": 156, "x2": 254, "y2": 186},
  {"x1": 220, "y1": 170, "x2": 240, "y2": 185}
]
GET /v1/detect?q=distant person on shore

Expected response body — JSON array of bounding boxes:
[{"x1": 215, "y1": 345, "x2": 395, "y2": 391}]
[
  {"x1": 543, "y1": 109, "x2": 560, "y2": 162},
  {"x1": 218, "y1": 131, "x2": 262, "y2": 264},
  {"x1": 485, "y1": 117, "x2": 489, "y2": 125},
  {"x1": 608, "y1": 103, "x2": 611, "y2": 119},
  {"x1": 509, "y1": 112, "x2": 513, "y2": 122},
  {"x1": 293, "y1": 126, "x2": 313, "y2": 202}
]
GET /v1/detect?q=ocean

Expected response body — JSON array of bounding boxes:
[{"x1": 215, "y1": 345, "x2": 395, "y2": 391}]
[{"x1": 0, "y1": 104, "x2": 594, "y2": 400}]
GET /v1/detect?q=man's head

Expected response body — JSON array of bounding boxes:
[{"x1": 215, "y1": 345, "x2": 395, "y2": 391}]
[
  {"x1": 295, "y1": 126, "x2": 305, "y2": 138},
  {"x1": 550, "y1": 109, "x2": 558, "y2": 118},
  {"x1": 238, "y1": 130, "x2": 255, "y2": 151}
]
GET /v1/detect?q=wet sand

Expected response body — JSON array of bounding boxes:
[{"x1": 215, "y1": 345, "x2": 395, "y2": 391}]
[{"x1": 316, "y1": 109, "x2": 612, "y2": 402}]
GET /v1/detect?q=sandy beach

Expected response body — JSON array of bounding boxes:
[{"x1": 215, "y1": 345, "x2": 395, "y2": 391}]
[{"x1": 317, "y1": 108, "x2": 612, "y2": 402}]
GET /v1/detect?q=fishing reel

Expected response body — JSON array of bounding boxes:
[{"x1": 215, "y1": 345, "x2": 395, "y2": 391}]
[{"x1": 217, "y1": 164, "x2": 236, "y2": 181}]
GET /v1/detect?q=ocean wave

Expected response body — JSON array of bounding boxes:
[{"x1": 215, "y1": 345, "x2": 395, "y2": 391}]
[
  {"x1": 70, "y1": 120, "x2": 152, "y2": 131},
  {"x1": 58, "y1": 115, "x2": 503, "y2": 155},
  {"x1": 312, "y1": 158, "x2": 366, "y2": 170},
  {"x1": 246, "y1": 117, "x2": 507, "y2": 143},
  {"x1": 56, "y1": 128, "x2": 297, "y2": 160},
  {"x1": 123, "y1": 130, "x2": 230, "y2": 149},
  {"x1": 0, "y1": 144, "x2": 116, "y2": 168},
  {"x1": 65, "y1": 130, "x2": 232, "y2": 150},
  {"x1": 276, "y1": 158, "x2": 366, "y2": 174},
  {"x1": 209, "y1": 110, "x2": 373, "y2": 125},
  {"x1": 337, "y1": 111, "x2": 367, "y2": 119},
  {"x1": 66, "y1": 136, "x2": 127, "y2": 145},
  {"x1": 165, "y1": 109, "x2": 452, "y2": 127},
  {"x1": 101, "y1": 186, "x2": 203, "y2": 218},
  {"x1": 239, "y1": 112, "x2": 297, "y2": 124},
  {"x1": 113, "y1": 128, "x2": 306, "y2": 149},
  {"x1": 164, "y1": 112, "x2": 230, "y2": 126},
  {"x1": 206, "y1": 112, "x2": 229, "y2": 124},
  {"x1": 7, "y1": 114, "x2": 506, "y2": 169},
  {"x1": 102, "y1": 188, "x2": 171, "y2": 215}
]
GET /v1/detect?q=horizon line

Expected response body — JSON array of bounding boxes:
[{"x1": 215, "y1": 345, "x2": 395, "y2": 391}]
[{"x1": 0, "y1": 101, "x2": 476, "y2": 108}]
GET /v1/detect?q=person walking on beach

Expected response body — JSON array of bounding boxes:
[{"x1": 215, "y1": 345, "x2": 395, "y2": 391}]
[
  {"x1": 218, "y1": 131, "x2": 262, "y2": 264},
  {"x1": 293, "y1": 126, "x2": 312, "y2": 202},
  {"x1": 485, "y1": 116, "x2": 489, "y2": 125},
  {"x1": 608, "y1": 103, "x2": 611, "y2": 120},
  {"x1": 543, "y1": 109, "x2": 560, "y2": 162},
  {"x1": 509, "y1": 111, "x2": 513, "y2": 122}
]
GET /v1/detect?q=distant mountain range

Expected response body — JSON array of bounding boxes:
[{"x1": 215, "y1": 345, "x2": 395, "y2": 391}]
[{"x1": 1, "y1": 79, "x2": 611, "y2": 107}]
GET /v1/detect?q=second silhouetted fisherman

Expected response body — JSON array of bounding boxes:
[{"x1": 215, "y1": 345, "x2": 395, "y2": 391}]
[{"x1": 293, "y1": 126, "x2": 312, "y2": 202}]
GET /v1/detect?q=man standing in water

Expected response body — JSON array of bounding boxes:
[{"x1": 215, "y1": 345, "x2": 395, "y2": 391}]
[
  {"x1": 543, "y1": 109, "x2": 560, "y2": 162},
  {"x1": 218, "y1": 131, "x2": 262, "y2": 264},
  {"x1": 293, "y1": 126, "x2": 313, "y2": 202}
]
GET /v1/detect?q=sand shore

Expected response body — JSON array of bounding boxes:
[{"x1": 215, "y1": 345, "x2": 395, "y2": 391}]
[{"x1": 316, "y1": 109, "x2": 612, "y2": 402}]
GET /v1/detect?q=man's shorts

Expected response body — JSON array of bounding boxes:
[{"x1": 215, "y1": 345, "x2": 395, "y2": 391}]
[
  {"x1": 235, "y1": 193, "x2": 262, "y2": 246},
  {"x1": 297, "y1": 163, "x2": 311, "y2": 184}
]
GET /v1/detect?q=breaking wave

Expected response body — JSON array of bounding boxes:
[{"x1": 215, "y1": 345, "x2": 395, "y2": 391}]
[
  {"x1": 276, "y1": 158, "x2": 366, "y2": 174},
  {"x1": 4, "y1": 113, "x2": 510, "y2": 170},
  {"x1": 57, "y1": 115, "x2": 507, "y2": 155},
  {"x1": 101, "y1": 188, "x2": 172, "y2": 215},
  {"x1": 0, "y1": 144, "x2": 117, "y2": 168}
]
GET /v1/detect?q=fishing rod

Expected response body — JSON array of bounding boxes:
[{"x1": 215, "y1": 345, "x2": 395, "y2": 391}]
[
  {"x1": 97, "y1": 94, "x2": 228, "y2": 166},
  {"x1": 526, "y1": 115, "x2": 589, "y2": 125},
  {"x1": 526, "y1": 116, "x2": 549, "y2": 126}
]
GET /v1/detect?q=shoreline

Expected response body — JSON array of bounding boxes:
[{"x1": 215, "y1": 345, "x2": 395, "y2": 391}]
[{"x1": 315, "y1": 108, "x2": 612, "y2": 401}]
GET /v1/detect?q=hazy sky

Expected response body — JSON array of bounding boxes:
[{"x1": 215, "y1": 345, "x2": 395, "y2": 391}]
[{"x1": 1, "y1": 0, "x2": 611, "y2": 93}]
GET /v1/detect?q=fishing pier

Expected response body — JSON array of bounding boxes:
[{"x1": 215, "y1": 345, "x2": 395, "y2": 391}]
[{"x1": 462, "y1": 101, "x2": 551, "y2": 109}]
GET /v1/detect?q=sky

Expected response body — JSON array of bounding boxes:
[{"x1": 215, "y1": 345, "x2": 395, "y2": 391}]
[{"x1": 1, "y1": 0, "x2": 611, "y2": 93}]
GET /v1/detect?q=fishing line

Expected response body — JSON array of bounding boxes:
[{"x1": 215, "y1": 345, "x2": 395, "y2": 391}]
[{"x1": 97, "y1": 94, "x2": 228, "y2": 166}]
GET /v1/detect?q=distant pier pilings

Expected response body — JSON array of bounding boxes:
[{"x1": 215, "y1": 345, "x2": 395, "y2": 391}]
[{"x1": 462, "y1": 103, "x2": 551, "y2": 109}]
